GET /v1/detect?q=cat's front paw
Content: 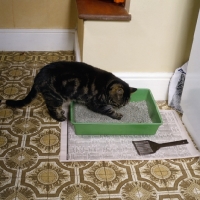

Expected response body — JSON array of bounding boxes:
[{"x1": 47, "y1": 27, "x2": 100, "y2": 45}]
[
  {"x1": 55, "y1": 108, "x2": 67, "y2": 121},
  {"x1": 111, "y1": 112, "x2": 123, "y2": 120},
  {"x1": 49, "y1": 110, "x2": 67, "y2": 122},
  {"x1": 56, "y1": 115, "x2": 67, "y2": 122}
]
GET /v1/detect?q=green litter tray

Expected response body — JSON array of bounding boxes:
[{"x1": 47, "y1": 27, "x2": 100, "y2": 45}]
[{"x1": 70, "y1": 88, "x2": 163, "y2": 135}]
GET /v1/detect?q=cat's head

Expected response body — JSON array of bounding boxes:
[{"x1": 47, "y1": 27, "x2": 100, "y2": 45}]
[{"x1": 107, "y1": 82, "x2": 137, "y2": 108}]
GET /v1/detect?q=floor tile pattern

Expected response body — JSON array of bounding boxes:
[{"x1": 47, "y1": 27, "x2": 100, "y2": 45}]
[{"x1": 0, "y1": 51, "x2": 200, "y2": 199}]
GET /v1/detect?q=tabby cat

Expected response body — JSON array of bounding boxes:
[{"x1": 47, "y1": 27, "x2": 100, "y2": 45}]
[{"x1": 6, "y1": 61, "x2": 137, "y2": 121}]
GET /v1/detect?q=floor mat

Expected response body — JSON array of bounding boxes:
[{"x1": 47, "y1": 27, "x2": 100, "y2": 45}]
[{"x1": 60, "y1": 110, "x2": 200, "y2": 161}]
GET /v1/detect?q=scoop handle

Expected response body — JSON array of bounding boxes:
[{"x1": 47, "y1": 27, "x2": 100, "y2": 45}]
[{"x1": 159, "y1": 140, "x2": 188, "y2": 148}]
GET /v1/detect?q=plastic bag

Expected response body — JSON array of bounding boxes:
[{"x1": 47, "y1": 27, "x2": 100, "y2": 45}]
[{"x1": 168, "y1": 62, "x2": 188, "y2": 113}]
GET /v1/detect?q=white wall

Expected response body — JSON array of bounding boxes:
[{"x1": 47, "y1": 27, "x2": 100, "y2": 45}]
[{"x1": 181, "y1": 11, "x2": 200, "y2": 149}]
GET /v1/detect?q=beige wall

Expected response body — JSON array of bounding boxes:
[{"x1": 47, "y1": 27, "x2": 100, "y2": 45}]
[
  {"x1": 80, "y1": 0, "x2": 200, "y2": 73},
  {"x1": 0, "y1": 0, "x2": 77, "y2": 29},
  {"x1": 77, "y1": 19, "x2": 84, "y2": 59}
]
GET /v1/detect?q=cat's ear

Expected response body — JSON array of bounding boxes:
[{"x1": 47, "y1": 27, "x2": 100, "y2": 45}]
[{"x1": 130, "y1": 87, "x2": 137, "y2": 93}]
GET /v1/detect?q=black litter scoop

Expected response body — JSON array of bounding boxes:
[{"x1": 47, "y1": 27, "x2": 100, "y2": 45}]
[{"x1": 132, "y1": 139, "x2": 188, "y2": 155}]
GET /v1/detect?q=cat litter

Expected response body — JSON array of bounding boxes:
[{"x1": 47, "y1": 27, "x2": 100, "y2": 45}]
[
  {"x1": 74, "y1": 101, "x2": 152, "y2": 123},
  {"x1": 70, "y1": 89, "x2": 163, "y2": 135}
]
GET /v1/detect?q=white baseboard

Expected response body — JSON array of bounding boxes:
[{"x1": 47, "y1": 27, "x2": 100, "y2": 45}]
[
  {"x1": 0, "y1": 29, "x2": 75, "y2": 51},
  {"x1": 114, "y1": 72, "x2": 172, "y2": 100}
]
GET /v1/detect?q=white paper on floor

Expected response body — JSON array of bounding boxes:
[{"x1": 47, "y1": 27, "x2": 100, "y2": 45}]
[{"x1": 60, "y1": 110, "x2": 200, "y2": 161}]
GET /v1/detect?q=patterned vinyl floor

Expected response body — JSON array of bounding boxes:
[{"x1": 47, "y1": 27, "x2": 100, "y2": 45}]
[{"x1": 0, "y1": 51, "x2": 200, "y2": 200}]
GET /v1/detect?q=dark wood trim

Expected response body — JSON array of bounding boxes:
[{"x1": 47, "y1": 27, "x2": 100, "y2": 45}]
[{"x1": 76, "y1": 0, "x2": 131, "y2": 21}]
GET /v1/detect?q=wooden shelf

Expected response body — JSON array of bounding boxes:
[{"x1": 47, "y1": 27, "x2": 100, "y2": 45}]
[{"x1": 76, "y1": 0, "x2": 131, "y2": 21}]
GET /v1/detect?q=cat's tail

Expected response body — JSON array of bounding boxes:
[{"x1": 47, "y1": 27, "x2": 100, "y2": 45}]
[{"x1": 6, "y1": 85, "x2": 38, "y2": 108}]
